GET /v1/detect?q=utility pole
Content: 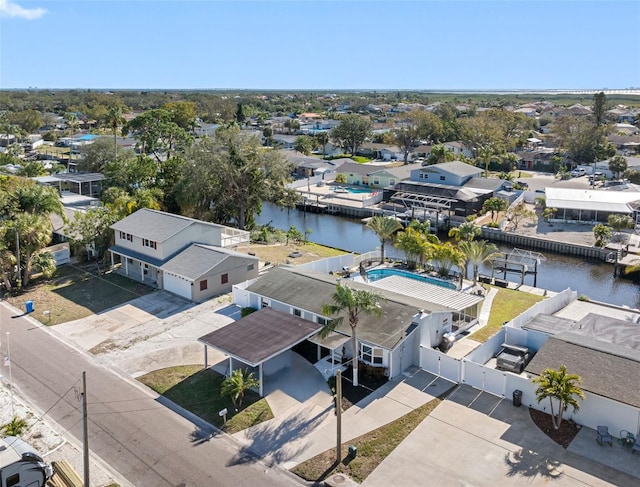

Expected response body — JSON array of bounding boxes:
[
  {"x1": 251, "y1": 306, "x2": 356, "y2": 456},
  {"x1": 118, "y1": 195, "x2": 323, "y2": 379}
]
[
  {"x1": 82, "y1": 371, "x2": 90, "y2": 487},
  {"x1": 15, "y1": 226, "x2": 21, "y2": 289},
  {"x1": 336, "y1": 369, "x2": 342, "y2": 464}
]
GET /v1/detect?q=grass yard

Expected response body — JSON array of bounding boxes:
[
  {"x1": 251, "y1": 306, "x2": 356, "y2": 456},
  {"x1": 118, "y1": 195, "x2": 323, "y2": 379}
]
[
  {"x1": 138, "y1": 365, "x2": 273, "y2": 434},
  {"x1": 4, "y1": 265, "x2": 153, "y2": 325},
  {"x1": 291, "y1": 394, "x2": 447, "y2": 483},
  {"x1": 249, "y1": 242, "x2": 348, "y2": 266},
  {"x1": 468, "y1": 286, "x2": 545, "y2": 343}
]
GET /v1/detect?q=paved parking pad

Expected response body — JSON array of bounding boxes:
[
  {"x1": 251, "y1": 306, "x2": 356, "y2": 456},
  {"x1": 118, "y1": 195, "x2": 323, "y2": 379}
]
[{"x1": 364, "y1": 400, "x2": 638, "y2": 487}]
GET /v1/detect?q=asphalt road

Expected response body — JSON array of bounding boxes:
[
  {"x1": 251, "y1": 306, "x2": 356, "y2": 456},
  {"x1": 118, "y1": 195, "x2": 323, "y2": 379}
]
[{"x1": 0, "y1": 302, "x2": 300, "y2": 487}]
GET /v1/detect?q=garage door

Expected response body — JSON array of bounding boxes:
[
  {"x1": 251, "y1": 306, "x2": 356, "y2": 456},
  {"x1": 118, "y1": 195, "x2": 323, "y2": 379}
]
[{"x1": 163, "y1": 273, "x2": 192, "y2": 300}]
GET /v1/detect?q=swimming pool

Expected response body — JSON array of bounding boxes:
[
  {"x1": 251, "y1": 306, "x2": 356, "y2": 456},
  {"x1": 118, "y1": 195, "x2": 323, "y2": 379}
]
[
  {"x1": 330, "y1": 186, "x2": 373, "y2": 194},
  {"x1": 367, "y1": 268, "x2": 457, "y2": 289}
]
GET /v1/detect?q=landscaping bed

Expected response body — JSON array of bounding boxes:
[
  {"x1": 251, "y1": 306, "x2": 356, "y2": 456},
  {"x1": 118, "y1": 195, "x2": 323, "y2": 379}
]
[
  {"x1": 529, "y1": 408, "x2": 580, "y2": 449},
  {"x1": 137, "y1": 365, "x2": 273, "y2": 434}
]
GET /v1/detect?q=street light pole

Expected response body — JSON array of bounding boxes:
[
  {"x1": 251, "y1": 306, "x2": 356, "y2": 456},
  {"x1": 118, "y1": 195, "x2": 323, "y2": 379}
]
[{"x1": 336, "y1": 368, "x2": 342, "y2": 464}]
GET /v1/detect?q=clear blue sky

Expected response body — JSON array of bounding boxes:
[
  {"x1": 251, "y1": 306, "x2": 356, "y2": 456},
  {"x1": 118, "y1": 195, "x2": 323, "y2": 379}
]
[{"x1": 1, "y1": 0, "x2": 639, "y2": 90}]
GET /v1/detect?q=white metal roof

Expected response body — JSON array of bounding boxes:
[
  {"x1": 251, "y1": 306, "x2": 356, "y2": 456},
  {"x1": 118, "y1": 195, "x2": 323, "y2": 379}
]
[
  {"x1": 368, "y1": 275, "x2": 483, "y2": 311},
  {"x1": 545, "y1": 187, "x2": 640, "y2": 213}
]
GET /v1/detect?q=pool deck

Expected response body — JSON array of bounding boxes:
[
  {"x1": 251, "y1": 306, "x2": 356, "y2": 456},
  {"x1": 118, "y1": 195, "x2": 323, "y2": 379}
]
[{"x1": 295, "y1": 182, "x2": 382, "y2": 208}]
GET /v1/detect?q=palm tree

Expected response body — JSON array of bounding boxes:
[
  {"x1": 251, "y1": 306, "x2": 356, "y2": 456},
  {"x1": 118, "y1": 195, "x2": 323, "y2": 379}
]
[
  {"x1": 221, "y1": 368, "x2": 259, "y2": 410},
  {"x1": 458, "y1": 240, "x2": 501, "y2": 284},
  {"x1": 321, "y1": 283, "x2": 385, "y2": 387},
  {"x1": 430, "y1": 242, "x2": 465, "y2": 277},
  {"x1": 477, "y1": 144, "x2": 495, "y2": 178},
  {"x1": 14, "y1": 213, "x2": 53, "y2": 287},
  {"x1": 316, "y1": 131, "x2": 329, "y2": 158},
  {"x1": 482, "y1": 197, "x2": 508, "y2": 222},
  {"x1": 394, "y1": 226, "x2": 437, "y2": 270},
  {"x1": 448, "y1": 221, "x2": 481, "y2": 242},
  {"x1": 366, "y1": 215, "x2": 402, "y2": 264},
  {"x1": 14, "y1": 183, "x2": 65, "y2": 219},
  {"x1": 532, "y1": 365, "x2": 585, "y2": 430},
  {"x1": 105, "y1": 106, "x2": 126, "y2": 159}
]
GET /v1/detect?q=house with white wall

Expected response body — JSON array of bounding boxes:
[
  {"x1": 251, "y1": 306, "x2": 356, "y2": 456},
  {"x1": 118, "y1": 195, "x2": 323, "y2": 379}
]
[{"x1": 109, "y1": 209, "x2": 257, "y2": 302}]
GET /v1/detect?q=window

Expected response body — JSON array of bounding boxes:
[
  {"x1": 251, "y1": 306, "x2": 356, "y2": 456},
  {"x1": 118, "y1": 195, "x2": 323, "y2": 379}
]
[
  {"x1": 119, "y1": 231, "x2": 133, "y2": 242},
  {"x1": 440, "y1": 175, "x2": 446, "y2": 181},
  {"x1": 317, "y1": 317, "x2": 328, "y2": 326},
  {"x1": 293, "y1": 308, "x2": 301, "y2": 317},
  {"x1": 261, "y1": 298, "x2": 270, "y2": 308},
  {"x1": 373, "y1": 177, "x2": 380, "y2": 185},
  {"x1": 143, "y1": 239, "x2": 157, "y2": 249},
  {"x1": 361, "y1": 344, "x2": 383, "y2": 365},
  {"x1": 221, "y1": 273, "x2": 228, "y2": 284},
  {"x1": 247, "y1": 263, "x2": 255, "y2": 271},
  {"x1": 6, "y1": 474, "x2": 19, "y2": 487},
  {"x1": 389, "y1": 179, "x2": 396, "y2": 185},
  {"x1": 200, "y1": 280, "x2": 208, "y2": 291}
]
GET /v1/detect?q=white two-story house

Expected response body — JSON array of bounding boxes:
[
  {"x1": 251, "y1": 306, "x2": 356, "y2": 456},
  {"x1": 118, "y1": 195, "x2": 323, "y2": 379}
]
[{"x1": 109, "y1": 209, "x2": 258, "y2": 302}]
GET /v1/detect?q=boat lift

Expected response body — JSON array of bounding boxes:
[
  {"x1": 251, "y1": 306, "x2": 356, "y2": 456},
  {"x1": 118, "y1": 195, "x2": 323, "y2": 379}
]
[{"x1": 490, "y1": 248, "x2": 546, "y2": 287}]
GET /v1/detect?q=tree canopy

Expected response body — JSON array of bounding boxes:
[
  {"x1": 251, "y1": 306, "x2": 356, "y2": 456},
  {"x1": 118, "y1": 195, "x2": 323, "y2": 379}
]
[{"x1": 331, "y1": 114, "x2": 372, "y2": 155}]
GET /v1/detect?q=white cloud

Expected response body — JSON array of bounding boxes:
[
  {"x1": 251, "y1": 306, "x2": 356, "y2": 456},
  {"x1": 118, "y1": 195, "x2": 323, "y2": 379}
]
[{"x1": 0, "y1": 0, "x2": 46, "y2": 20}]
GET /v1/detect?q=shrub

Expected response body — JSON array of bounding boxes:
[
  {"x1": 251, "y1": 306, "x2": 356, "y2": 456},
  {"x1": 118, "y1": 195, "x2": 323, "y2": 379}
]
[
  {"x1": 350, "y1": 156, "x2": 371, "y2": 163},
  {"x1": 486, "y1": 221, "x2": 500, "y2": 228},
  {"x1": 577, "y1": 294, "x2": 590, "y2": 302},
  {"x1": 240, "y1": 307, "x2": 257, "y2": 317},
  {"x1": 359, "y1": 362, "x2": 388, "y2": 379},
  {"x1": 1, "y1": 416, "x2": 28, "y2": 437}
]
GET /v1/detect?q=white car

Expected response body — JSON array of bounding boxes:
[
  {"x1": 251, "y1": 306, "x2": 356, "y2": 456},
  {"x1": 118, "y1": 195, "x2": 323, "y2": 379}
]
[{"x1": 570, "y1": 168, "x2": 586, "y2": 177}]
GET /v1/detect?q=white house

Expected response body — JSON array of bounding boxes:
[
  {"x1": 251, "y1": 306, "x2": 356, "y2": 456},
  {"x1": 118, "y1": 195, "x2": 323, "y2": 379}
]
[{"x1": 109, "y1": 209, "x2": 257, "y2": 301}]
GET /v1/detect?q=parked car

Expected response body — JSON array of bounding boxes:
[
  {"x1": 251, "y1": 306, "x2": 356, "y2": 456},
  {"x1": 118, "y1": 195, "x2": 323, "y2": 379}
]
[
  {"x1": 570, "y1": 168, "x2": 586, "y2": 177},
  {"x1": 496, "y1": 344, "x2": 533, "y2": 373}
]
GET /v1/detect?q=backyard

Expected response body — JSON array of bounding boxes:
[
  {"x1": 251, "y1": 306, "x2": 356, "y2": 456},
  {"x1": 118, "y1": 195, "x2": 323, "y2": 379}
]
[
  {"x1": 4, "y1": 264, "x2": 153, "y2": 326},
  {"x1": 137, "y1": 365, "x2": 273, "y2": 434},
  {"x1": 469, "y1": 286, "x2": 545, "y2": 343}
]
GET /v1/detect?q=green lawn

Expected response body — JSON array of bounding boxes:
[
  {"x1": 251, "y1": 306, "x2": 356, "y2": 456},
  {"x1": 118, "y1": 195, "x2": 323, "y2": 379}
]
[
  {"x1": 468, "y1": 286, "x2": 545, "y2": 343},
  {"x1": 291, "y1": 394, "x2": 447, "y2": 483},
  {"x1": 138, "y1": 366, "x2": 273, "y2": 434},
  {"x1": 5, "y1": 265, "x2": 153, "y2": 325}
]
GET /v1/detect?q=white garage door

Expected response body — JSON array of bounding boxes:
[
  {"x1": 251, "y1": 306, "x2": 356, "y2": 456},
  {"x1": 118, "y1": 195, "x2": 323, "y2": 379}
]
[{"x1": 163, "y1": 274, "x2": 192, "y2": 300}]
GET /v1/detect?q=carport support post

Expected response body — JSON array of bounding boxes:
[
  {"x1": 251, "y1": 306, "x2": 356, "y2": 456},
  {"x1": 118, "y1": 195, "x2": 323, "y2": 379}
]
[
  {"x1": 203, "y1": 345, "x2": 208, "y2": 368},
  {"x1": 259, "y1": 364, "x2": 263, "y2": 397},
  {"x1": 336, "y1": 369, "x2": 342, "y2": 464}
]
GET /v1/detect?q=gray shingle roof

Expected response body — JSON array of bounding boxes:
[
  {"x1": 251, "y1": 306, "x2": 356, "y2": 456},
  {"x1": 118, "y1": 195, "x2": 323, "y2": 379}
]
[
  {"x1": 525, "y1": 335, "x2": 640, "y2": 409},
  {"x1": 198, "y1": 307, "x2": 321, "y2": 366},
  {"x1": 335, "y1": 162, "x2": 374, "y2": 176},
  {"x1": 245, "y1": 266, "x2": 439, "y2": 350},
  {"x1": 111, "y1": 209, "x2": 223, "y2": 243},
  {"x1": 429, "y1": 161, "x2": 482, "y2": 177},
  {"x1": 161, "y1": 244, "x2": 258, "y2": 280}
]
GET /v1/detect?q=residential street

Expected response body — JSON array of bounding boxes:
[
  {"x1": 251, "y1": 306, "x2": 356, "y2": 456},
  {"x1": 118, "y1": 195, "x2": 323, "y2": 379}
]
[{"x1": 0, "y1": 301, "x2": 300, "y2": 487}]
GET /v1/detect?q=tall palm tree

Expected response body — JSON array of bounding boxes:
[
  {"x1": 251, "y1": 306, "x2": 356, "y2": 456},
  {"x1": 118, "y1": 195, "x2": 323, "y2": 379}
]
[
  {"x1": 14, "y1": 183, "x2": 65, "y2": 219},
  {"x1": 394, "y1": 226, "x2": 437, "y2": 270},
  {"x1": 316, "y1": 131, "x2": 329, "y2": 158},
  {"x1": 532, "y1": 365, "x2": 585, "y2": 430},
  {"x1": 430, "y1": 242, "x2": 465, "y2": 277},
  {"x1": 366, "y1": 215, "x2": 402, "y2": 264},
  {"x1": 14, "y1": 212, "x2": 53, "y2": 287},
  {"x1": 105, "y1": 106, "x2": 126, "y2": 159},
  {"x1": 458, "y1": 239, "x2": 501, "y2": 283},
  {"x1": 221, "y1": 368, "x2": 259, "y2": 410},
  {"x1": 321, "y1": 283, "x2": 385, "y2": 387},
  {"x1": 477, "y1": 144, "x2": 495, "y2": 178}
]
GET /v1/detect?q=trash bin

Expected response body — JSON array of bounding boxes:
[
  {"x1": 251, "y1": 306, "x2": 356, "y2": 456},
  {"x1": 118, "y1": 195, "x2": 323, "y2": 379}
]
[
  {"x1": 25, "y1": 300, "x2": 34, "y2": 314},
  {"x1": 512, "y1": 389, "x2": 522, "y2": 407},
  {"x1": 348, "y1": 445, "x2": 357, "y2": 458}
]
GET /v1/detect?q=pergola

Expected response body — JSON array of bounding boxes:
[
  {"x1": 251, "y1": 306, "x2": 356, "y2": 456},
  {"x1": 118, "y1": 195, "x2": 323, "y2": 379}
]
[{"x1": 198, "y1": 307, "x2": 321, "y2": 396}]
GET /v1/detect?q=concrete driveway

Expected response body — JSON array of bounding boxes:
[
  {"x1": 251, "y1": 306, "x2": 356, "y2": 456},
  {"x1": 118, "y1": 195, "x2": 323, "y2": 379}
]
[
  {"x1": 364, "y1": 388, "x2": 638, "y2": 487},
  {"x1": 54, "y1": 290, "x2": 235, "y2": 376}
]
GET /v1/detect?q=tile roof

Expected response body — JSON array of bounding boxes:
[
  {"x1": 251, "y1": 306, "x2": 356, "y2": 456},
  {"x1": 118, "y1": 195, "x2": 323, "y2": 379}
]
[{"x1": 198, "y1": 307, "x2": 321, "y2": 366}]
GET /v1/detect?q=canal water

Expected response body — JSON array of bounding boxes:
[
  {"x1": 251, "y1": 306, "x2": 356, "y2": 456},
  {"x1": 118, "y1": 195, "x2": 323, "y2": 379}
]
[{"x1": 256, "y1": 203, "x2": 640, "y2": 309}]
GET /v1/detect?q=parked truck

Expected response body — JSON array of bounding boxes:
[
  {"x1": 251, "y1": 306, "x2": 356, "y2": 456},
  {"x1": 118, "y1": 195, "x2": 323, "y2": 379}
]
[{"x1": 0, "y1": 436, "x2": 53, "y2": 487}]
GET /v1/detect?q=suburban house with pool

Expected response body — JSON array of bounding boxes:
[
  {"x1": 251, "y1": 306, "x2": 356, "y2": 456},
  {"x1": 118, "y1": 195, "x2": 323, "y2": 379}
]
[
  {"x1": 335, "y1": 161, "x2": 413, "y2": 188},
  {"x1": 108, "y1": 209, "x2": 258, "y2": 302},
  {"x1": 199, "y1": 265, "x2": 484, "y2": 395}
]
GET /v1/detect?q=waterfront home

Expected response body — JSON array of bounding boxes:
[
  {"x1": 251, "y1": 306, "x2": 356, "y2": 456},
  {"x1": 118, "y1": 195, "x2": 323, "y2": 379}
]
[
  {"x1": 109, "y1": 209, "x2": 257, "y2": 301},
  {"x1": 334, "y1": 161, "x2": 412, "y2": 188},
  {"x1": 220, "y1": 265, "x2": 483, "y2": 394},
  {"x1": 544, "y1": 186, "x2": 640, "y2": 224},
  {"x1": 411, "y1": 161, "x2": 482, "y2": 186}
]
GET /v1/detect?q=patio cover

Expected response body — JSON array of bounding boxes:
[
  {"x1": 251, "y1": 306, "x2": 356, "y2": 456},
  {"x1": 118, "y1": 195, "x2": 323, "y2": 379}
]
[
  {"x1": 198, "y1": 307, "x2": 321, "y2": 367},
  {"x1": 545, "y1": 187, "x2": 640, "y2": 213}
]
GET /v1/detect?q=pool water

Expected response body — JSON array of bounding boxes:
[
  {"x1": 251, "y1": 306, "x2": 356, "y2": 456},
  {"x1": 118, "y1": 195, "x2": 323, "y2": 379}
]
[
  {"x1": 330, "y1": 186, "x2": 373, "y2": 194},
  {"x1": 367, "y1": 268, "x2": 457, "y2": 289}
]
